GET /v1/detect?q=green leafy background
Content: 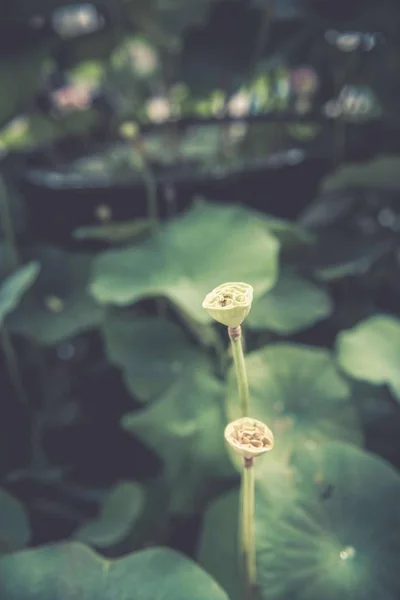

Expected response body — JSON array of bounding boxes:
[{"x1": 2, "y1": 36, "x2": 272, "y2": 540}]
[{"x1": 1, "y1": 1, "x2": 400, "y2": 599}]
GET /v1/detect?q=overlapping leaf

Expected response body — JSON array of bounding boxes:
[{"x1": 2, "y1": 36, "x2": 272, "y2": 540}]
[
  {"x1": 197, "y1": 490, "x2": 240, "y2": 600},
  {"x1": 263, "y1": 215, "x2": 314, "y2": 253},
  {"x1": 90, "y1": 200, "x2": 279, "y2": 323},
  {"x1": 226, "y1": 343, "x2": 362, "y2": 460},
  {"x1": 256, "y1": 443, "x2": 400, "y2": 600},
  {"x1": 337, "y1": 315, "x2": 400, "y2": 401},
  {"x1": 122, "y1": 361, "x2": 233, "y2": 513},
  {"x1": 0, "y1": 488, "x2": 30, "y2": 555},
  {"x1": 198, "y1": 458, "x2": 293, "y2": 600},
  {"x1": 199, "y1": 443, "x2": 400, "y2": 600},
  {"x1": 102, "y1": 315, "x2": 203, "y2": 402},
  {"x1": 73, "y1": 481, "x2": 144, "y2": 549},
  {"x1": 0, "y1": 542, "x2": 229, "y2": 600},
  {"x1": 248, "y1": 268, "x2": 333, "y2": 333},
  {"x1": 0, "y1": 262, "x2": 39, "y2": 327},
  {"x1": 7, "y1": 247, "x2": 104, "y2": 345}
]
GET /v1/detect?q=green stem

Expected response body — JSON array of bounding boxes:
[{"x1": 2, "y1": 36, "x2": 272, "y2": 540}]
[
  {"x1": 134, "y1": 143, "x2": 159, "y2": 233},
  {"x1": 1, "y1": 329, "x2": 28, "y2": 407},
  {"x1": 133, "y1": 143, "x2": 167, "y2": 317},
  {"x1": 0, "y1": 177, "x2": 19, "y2": 269},
  {"x1": 0, "y1": 180, "x2": 28, "y2": 407},
  {"x1": 229, "y1": 326, "x2": 250, "y2": 417},
  {"x1": 241, "y1": 456, "x2": 256, "y2": 600}
]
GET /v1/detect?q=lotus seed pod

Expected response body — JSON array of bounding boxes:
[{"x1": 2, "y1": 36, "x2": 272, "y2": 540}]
[
  {"x1": 202, "y1": 282, "x2": 253, "y2": 327},
  {"x1": 224, "y1": 417, "x2": 274, "y2": 459}
]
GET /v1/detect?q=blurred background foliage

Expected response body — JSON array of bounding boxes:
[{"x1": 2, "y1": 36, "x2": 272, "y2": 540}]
[{"x1": 1, "y1": 0, "x2": 400, "y2": 599}]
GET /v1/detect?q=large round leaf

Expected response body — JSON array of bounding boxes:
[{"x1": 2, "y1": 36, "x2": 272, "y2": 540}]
[
  {"x1": 0, "y1": 262, "x2": 39, "y2": 327},
  {"x1": 337, "y1": 315, "x2": 400, "y2": 401},
  {"x1": 90, "y1": 200, "x2": 279, "y2": 323},
  {"x1": 73, "y1": 481, "x2": 144, "y2": 549},
  {"x1": 122, "y1": 361, "x2": 234, "y2": 513},
  {"x1": 197, "y1": 459, "x2": 293, "y2": 600},
  {"x1": 197, "y1": 490, "x2": 240, "y2": 600},
  {"x1": 7, "y1": 247, "x2": 104, "y2": 345},
  {"x1": 102, "y1": 315, "x2": 203, "y2": 402},
  {"x1": 256, "y1": 442, "x2": 400, "y2": 600},
  {"x1": 226, "y1": 343, "x2": 362, "y2": 459},
  {"x1": 0, "y1": 488, "x2": 30, "y2": 555},
  {"x1": 248, "y1": 268, "x2": 333, "y2": 334},
  {"x1": 199, "y1": 443, "x2": 400, "y2": 600},
  {"x1": 0, "y1": 542, "x2": 229, "y2": 600}
]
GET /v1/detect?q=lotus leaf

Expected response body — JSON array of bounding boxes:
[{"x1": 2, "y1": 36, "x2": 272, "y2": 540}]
[{"x1": 90, "y1": 200, "x2": 279, "y2": 323}]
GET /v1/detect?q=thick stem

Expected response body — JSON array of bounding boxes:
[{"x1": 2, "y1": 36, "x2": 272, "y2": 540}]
[
  {"x1": 241, "y1": 456, "x2": 256, "y2": 600},
  {"x1": 228, "y1": 325, "x2": 250, "y2": 417}
]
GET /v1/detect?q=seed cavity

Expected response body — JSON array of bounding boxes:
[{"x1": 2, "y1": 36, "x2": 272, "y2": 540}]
[{"x1": 230, "y1": 419, "x2": 274, "y2": 451}]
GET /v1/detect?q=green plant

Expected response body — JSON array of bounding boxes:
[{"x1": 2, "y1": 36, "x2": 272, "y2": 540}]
[
  {"x1": 203, "y1": 282, "x2": 275, "y2": 599},
  {"x1": 1, "y1": 187, "x2": 400, "y2": 599},
  {"x1": 3, "y1": 14, "x2": 400, "y2": 587},
  {"x1": 225, "y1": 417, "x2": 274, "y2": 600},
  {"x1": 203, "y1": 282, "x2": 254, "y2": 417},
  {"x1": 2, "y1": 0, "x2": 400, "y2": 595}
]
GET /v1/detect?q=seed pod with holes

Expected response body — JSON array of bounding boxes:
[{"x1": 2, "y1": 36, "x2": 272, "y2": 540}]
[
  {"x1": 225, "y1": 417, "x2": 274, "y2": 459},
  {"x1": 202, "y1": 282, "x2": 253, "y2": 327}
]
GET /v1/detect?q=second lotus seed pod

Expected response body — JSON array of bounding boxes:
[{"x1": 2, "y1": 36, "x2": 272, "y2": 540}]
[{"x1": 225, "y1": 417, "x2": 275, "y2": 459}]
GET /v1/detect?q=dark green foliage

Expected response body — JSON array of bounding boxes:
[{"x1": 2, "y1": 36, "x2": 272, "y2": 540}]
[
  {"x1": 0, "y1": 543, "x2": 229, "y2": 600},
  {"x1": 200, "y1": 444, "x2": 400, "y2": 600},
  {"x1": 1, "y1": 1, "x2": 400, "y2": 598}
]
